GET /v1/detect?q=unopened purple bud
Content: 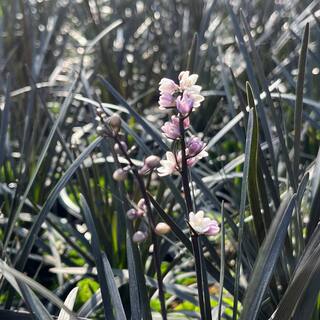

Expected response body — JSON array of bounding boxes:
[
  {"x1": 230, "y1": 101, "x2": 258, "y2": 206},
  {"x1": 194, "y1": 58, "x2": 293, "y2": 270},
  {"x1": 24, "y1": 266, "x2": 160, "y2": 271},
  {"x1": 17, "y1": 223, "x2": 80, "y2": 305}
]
[
  {"x1": 145, "y1": 155, "x2": 160, "y2": 168},
  {"x1": 127, "y1": 208, "x2": 138, "y2": 220},
  {"x1": 132, "y1": 231, "x2": 148, "y2": 243},
  {"x1": 139, "y1": 155, "x2": 161, "y2": 175},
  {"x1": 108, "y1": 114, "x2": 122, "y2": 133}
]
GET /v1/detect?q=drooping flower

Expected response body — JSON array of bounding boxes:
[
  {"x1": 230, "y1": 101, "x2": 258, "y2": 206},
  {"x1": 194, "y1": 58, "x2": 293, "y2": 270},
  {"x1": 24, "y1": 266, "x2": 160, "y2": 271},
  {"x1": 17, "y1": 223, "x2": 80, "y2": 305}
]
[
  {"x1": 158, "y1": 92, "x2": 176, "y2": 109},
  {"x1": 186, "y1": 88, "x2": 204, "y2": 109},
  {"x1": 157, "y1": 151, "x2": 179, "y2": 176},
  {"x1": 189, "y1": 211, "x2": 220, "y2": 236},
  {"x1": 175, "y1": 136, "x2": 208, "y2": 168},
  {"x1": 186, "y1": 136, "x2": 206, "y2": 157},
  {"x1": 159, "y1": 78, "x2": 179, "y2": 94},
  {"x1": 161, "y1": 115, "x2": 190, "y2": 140},
  {"x1": 176, "y1": 91, "x2": 194, "y2": 114},
  {"x1": 186, "y1": 148, "x2": 208, "y2": 167}
]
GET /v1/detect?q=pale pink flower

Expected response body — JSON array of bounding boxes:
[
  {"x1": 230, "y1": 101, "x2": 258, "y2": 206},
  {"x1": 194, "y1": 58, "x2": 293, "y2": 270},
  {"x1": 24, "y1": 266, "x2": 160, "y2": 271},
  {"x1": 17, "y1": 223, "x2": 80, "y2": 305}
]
[
  {"x1": 186, "y1": 88, "x2": 204, "y2": 109},
  {"x1": 176, "y1": 138, "x2": 208, "y2": 167},
  {"x1": 159, "y1": 78, "x2": 178, "y2": 94},
  {"x1": 186, "y1": 136, "x2": 206, "y2": 157},
  {"x1": 189, "y1": 211, "x2": 220, "y2": 236},
  {"x1": 176, "y1": 91, "x2": 194, "y2": 114},
  {"x1": 186, "y1": 149, "x2": 208, "y2": 167},
  {"x1": 179, "y1": 71, "x2": 204, "y2": 108},
  {"x1": 158, "y1": 92, "x2": 176, "y2": 109},
  {"x1": 157, "y1": 151, "x2": 179, "y2": 176},
  {"x1": 161, "y1": 115, "x2": 190, "y2": 140},
  {"x1": 158, "y1": 71, "x2": 204, "y2": 111},
  {"x1": 178, "y1": 71, "x2": 199, "y2": 90}
]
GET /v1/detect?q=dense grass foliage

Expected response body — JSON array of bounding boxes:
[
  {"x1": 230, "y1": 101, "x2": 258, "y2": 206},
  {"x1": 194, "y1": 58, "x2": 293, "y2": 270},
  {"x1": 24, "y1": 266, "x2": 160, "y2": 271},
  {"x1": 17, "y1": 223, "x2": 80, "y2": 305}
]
[{"x1": 0, "y1": 0, "x2": 320, "y2": 319}]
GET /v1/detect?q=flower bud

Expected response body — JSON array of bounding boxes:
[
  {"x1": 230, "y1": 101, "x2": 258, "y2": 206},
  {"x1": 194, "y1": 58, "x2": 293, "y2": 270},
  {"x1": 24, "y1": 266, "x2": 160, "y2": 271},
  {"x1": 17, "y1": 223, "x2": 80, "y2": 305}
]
[
  {"x1": 127, "y1": 208, "x2": 138, "y2": 220},
  {"x1": 114, "y1": 141, "x2": 128, "y2": 154},
  {"x1": 132, "y1": 231, "x2": 147, "y2": 243},
  {"x1": 145, "y1": 155, "x2": 160, "y2": 168},
  {"x1": 97, "y1": 125, "x2": 105, "y2": 135},
  {"x1": 112, "y1": 168, "x2": 127, "y2": 181},
  {"x1": 138, "y1": 155, "x2": 160, "y2": 175},
  {"x1": 155, "y1": 222, "x2": 171, "y2": 235},
  {"x1": 108, "y1": 114, "x2": 122, "y2": 133},
  {"x1": 137, "y1": 198, "x2": 147, "y2": 211}
]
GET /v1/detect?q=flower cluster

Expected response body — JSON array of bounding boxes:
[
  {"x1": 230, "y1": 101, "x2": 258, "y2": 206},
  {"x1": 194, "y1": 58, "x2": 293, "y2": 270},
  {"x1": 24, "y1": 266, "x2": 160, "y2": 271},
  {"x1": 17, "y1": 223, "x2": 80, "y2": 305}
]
[
  {"x1": 157, "y1": 71, "x2": 207, "y2": 176},
  {"x1": 158, "y1": 71, "x2": 204, "y2": 113}
]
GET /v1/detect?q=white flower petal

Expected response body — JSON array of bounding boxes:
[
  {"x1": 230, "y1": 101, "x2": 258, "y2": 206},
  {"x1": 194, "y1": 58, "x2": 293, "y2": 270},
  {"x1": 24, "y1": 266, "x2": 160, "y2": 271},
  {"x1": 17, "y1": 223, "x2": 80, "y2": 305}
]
[{"x1": 188, "y1": 74, "x2": 198, "y2": 86}]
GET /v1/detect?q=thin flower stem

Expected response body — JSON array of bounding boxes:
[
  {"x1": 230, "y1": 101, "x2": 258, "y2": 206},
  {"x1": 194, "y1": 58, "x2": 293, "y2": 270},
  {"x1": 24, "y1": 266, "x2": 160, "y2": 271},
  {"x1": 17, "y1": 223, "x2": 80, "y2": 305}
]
[
  {"x1": 192, "y1": 235, "x2": 207, "y2": 320},
  {"x1": 200, "y1": 237, "x2": 213, "y2": 320},
  {"x1": 179, "y1": 116, "x2": 211, "y2": 320},
  {"x1": 218, "y1": 202, "x2": 225, "y2": 320},
  {"x1": 178, "y1": 117, "x2": 193, "y2": 215},
  {"x1": 109, "y1": 145, "x2": 152, "y2": 319},
  {"x1": 113, "y1": 135, "x2": 167, "y2": 320}
]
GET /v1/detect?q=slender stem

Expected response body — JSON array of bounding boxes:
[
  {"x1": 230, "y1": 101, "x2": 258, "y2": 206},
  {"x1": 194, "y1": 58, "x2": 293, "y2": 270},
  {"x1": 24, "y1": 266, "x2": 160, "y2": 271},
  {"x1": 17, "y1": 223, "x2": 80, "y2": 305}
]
[
  {"x1": 178, "y1": 117, "x2": 193, "y2": 214},
  {"x1": 218, "y1": 202, "x2": 225, "y2": 320},
  {"x1": 192, "y1": 235, "x2": 207, "y2": 320},
  {"x1": 113, "y1": 135, "x2": 167, "y2": 320},
  {"x1": 200, "y1": 237, "x2": 212, "y2": 320},
  {"x1": 178, "y1": 116, "x2": 211, "y2": 319}
]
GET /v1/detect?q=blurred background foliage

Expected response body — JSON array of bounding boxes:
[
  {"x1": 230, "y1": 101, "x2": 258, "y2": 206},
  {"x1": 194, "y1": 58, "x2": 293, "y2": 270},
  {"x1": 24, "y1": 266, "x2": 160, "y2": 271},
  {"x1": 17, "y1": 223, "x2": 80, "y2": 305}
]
[{"x1": 0, "y1": 0, "x2": 320, "y2": 319}]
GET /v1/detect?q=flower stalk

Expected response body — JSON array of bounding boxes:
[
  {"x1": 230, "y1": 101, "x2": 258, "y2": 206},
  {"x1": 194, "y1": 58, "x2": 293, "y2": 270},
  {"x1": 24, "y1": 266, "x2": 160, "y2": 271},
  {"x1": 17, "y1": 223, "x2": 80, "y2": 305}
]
[
  {"x1": 95, "y1": 106, "x2": 167, "y2": 320},
  {"x1": 157, "y1": 70, "x2": 218, "y2": 319},
  {"x1": 113, "y1": 134, "x2": 167, "y2": 320},
  {"x1": 178, "y1": 116, "x2": 194, "y2": 215}
]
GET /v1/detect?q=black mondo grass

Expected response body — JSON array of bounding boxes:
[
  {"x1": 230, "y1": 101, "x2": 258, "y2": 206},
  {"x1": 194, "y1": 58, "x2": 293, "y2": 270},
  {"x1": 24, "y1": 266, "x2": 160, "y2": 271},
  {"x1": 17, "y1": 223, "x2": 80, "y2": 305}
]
[{"x1": 0, "y1": 1, "x2": 319, "y2": 320}]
